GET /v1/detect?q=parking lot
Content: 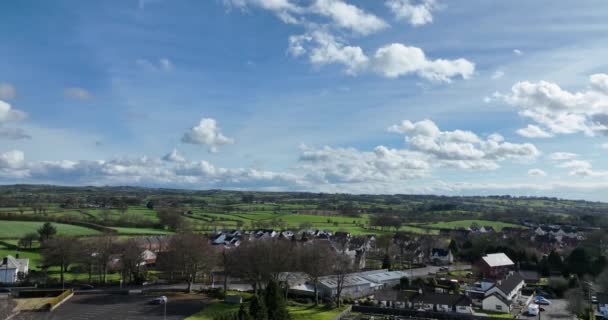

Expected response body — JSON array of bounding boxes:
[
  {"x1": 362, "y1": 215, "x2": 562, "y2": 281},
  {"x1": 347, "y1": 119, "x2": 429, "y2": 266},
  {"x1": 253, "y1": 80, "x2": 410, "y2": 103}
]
[
  {"x1": 520, "y1": 299, "x2": 576, "y2": 320},
  {"x1": 14, "y1": 293, "x2": 206, "y2": 320}
]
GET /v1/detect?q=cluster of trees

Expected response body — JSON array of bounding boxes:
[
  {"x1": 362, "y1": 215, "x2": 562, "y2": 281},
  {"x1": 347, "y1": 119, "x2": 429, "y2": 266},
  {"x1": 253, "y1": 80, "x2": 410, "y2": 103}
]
[
  {"x1": 369, "y1": 214, "x2": 402, "y2": 231},
  {"x1": 225, "y1": 239, "x2": 351, "y2": 307}
]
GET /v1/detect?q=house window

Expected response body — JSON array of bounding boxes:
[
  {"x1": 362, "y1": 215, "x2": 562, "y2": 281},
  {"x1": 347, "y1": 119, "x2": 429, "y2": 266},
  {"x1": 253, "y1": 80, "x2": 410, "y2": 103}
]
[{"x1": 496, "y1": 305, "x2": 502, "y2": 311}]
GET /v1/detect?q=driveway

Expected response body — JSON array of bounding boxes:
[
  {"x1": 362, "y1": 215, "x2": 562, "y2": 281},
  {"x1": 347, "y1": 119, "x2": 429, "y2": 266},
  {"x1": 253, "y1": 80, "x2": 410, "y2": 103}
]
[
  {"x1": 520, "y1": 299, "x2": 576, "y2": 320},
  {"x1": 14, "y1": 294, "x2": 206, "y2": 320}
]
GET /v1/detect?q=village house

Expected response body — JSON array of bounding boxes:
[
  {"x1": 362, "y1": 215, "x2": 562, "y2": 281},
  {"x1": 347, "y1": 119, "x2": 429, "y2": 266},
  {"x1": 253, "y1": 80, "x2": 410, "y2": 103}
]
[
  {"x1": 430, "y1": 248, "x2": 453, "y2": 265},
  {"x1": 477, "y1": 253, "x2": 515, "y2": 279},
  {"x1": 410, "y1": 291, "x2": 473, "y2": 314},
  {"x1": 0, "y1": 255, "x2": 29, "y2": 284},
  {"x1": 481, "y1": 272, "x2": 527, "y2": 313}
]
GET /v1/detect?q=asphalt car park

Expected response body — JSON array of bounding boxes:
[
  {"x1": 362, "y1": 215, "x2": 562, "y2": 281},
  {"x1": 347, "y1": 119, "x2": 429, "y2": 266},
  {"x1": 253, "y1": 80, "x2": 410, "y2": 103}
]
[
  {"x1": 521, "y1": 299, "x2": 576, "y2": 320},
  {"x1": 15, "y1": 293, "x2": 205, "y2": 320}
]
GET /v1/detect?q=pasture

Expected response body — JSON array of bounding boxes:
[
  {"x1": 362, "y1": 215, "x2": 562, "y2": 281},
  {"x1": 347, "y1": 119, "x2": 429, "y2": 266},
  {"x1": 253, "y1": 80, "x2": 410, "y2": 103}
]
[{"x1": 0, "y1": 221, "x2": 101, "y2": 239}]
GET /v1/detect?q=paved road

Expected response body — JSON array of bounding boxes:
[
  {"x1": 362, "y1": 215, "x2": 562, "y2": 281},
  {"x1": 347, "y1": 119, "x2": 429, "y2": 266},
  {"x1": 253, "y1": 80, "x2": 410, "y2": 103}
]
[
  {"x1": 519, "y1": 299, "x2": 576, "y2": 320},
  {"x1": 15, "y1": 294, "x2": 206, "y2": 320}
]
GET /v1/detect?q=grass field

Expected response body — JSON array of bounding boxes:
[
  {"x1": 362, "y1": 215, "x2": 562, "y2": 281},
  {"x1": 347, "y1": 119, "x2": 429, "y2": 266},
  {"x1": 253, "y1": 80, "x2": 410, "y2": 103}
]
[
  {"x1": 0, "y1": 221, "x2": 101, "y2": 239},
  {"x1": 288, "y1": 304, "x2": 349, "y2": 320},
  {"x1": 421, "y1": 219, "x2": 523, "y2": 231}
]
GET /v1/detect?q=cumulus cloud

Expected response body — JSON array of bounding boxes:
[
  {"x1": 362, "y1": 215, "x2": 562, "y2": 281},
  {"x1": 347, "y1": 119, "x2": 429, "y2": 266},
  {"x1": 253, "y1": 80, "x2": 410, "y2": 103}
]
[
  {"x1": 602, "y1": 143, "x2": 608, "y2": 150},
  {"x1": 385, "y1": 0, "x2": 439, "y2": 26},
  {"x1": 528, "y1": 168, "x2": 547, "y2": 177},
  {"x1": 388, "y1": 119, "x2": 539, "y2": 169},
  {"x1": 513, "y1": 49, "x2": 523, "y2": 56},
  {"x1": 298, "y1": 145, "x2": 430, "y2": 184},
  {"x1": 136, "y1": 58, "x2": 174, "y2": 71},
  {"x1": 181, "y1": 118, "x2": 235, "y2": 152},
  {"x1": 516, "y1": 124, "x2": 553, "y2": 138},
  {"x1": 556, "y1": 159, "x2": 608, "y2": 177},
  {"x1": 0, "y1": 83, "x2": 16, "y2": 100},
  {"x1": 64, "y1": 87, "x2": 93, "y2": 100},
  {"x1": 0, "y1": 150, "x2": 25, "y2": 169},
  {"x1": 496, "y1": 74, "x2": 608, "y2": 136},
  {"x1": 311, "y1": 0, "x2": 388, "y2": 35},
  {"x1": 0, "y1": 100, "x2": 27, "y2": 123},
  {"x1": 289, "y1": 31, "x2": 474, "y2": 81},
  {"x1": 162, "y1": 149, "x2": 186, "y2": 163}
]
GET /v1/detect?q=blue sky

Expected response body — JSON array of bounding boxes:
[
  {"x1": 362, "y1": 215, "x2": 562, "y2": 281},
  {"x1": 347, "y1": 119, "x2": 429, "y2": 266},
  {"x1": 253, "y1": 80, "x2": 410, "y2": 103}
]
[{"x1": 1, "y1": 0, "x2": 608, "y2": 200}]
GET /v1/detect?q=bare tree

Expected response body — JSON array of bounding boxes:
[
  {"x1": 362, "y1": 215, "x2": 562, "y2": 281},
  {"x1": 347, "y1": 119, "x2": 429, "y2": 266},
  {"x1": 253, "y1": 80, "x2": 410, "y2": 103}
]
[
  {"x1": 300, "y1": 242, "x2": 335, "y2": 305},
  {"x1": 118, "y1": 238, "x2": 145, "y2": 284},
  {"x1": 333, "y1": 253, "x2": 354, "y2": 308},
  {"x1": 92, "y1": 233, "x2": 117, "y2": 283},
  {"x1": 158, "y1": 232, "x2": 216, "y2": 292},
  {"x1": 157, "y1": 208, "x2": 186, "y2": 231},
  {"x1": 41, "y1": 236, "x2": 79, "y2": 288}
]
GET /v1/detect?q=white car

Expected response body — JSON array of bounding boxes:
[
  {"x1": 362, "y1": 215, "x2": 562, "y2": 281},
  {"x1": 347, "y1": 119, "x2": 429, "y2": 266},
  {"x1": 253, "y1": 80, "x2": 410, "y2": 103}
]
[{"x1": 150, "y1": 296, "x2": 168, "y2": 305}]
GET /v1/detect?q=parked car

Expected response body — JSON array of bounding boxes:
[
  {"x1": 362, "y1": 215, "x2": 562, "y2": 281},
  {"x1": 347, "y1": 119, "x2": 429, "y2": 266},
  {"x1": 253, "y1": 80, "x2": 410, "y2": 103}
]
[
  {"x1": 534, "y1": 297, "x2": 552, "y2": 305},
  {"x1": 149, "y1": 296, "x2": 168, "y2": 305},
  {"x1": 438, "y1": 267, "x2": 449, "y2": 272},
  {"x1": 79, "y1": 284, "x2": 95, "y2": 290}
]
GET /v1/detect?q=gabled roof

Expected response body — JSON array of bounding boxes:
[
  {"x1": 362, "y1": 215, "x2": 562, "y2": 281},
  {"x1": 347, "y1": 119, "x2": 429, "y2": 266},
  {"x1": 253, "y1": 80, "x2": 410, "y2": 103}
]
[
  {"x1": 495, "y1": 273, "x2": 524, "y2": 294},
  {"x1": 431, "y1": 248, "x2": 450, "y2": 257},
  {"x1": 482, "y1": 253, "x2": 514, "y2": 267}
]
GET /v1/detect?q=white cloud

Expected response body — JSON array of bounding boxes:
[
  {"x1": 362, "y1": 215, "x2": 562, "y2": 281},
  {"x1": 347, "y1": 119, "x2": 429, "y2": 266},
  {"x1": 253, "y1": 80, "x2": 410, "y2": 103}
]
[
  {"x1": 289, "y1": 31, "x2": 474, "y2": 81},
  {"x1": 385, "y1": 0, "x2": 439, "y2": 26},
  {"x1": 64, "y1": 87, "x2": 93, "y2": 100},
  {"x1": 602, "y1": 143, "x2": 608, "y2": 150},
  {"x1": 491, "y1": 70, "x2": 504, "y2": 80},
  {"x1": 0, "y1": 150, "x2": 25, "y2": 169},
  {"x1": 162, "y1": 149, "x2": 186, "y2": 163},
  {"x1": 0, "y1": 127, "x2": 31, "y2": 140},
  {"x1": 496, "y1": 74, "x2": 608, "y2": 136},
  {"x1": 181, "y1": 118, "x2": 235, "y2": 152},
  {"x1": 528, "y1": 168, "x2": 547, "y2": 177},
  {"x1": 556, "y1": 159, "x2": 608, "y2": 177},
  {"x1": 311, "y1": 0, "x2": 388, "y2": 35},
  {"x1": 513, "y1": 49, "x2": 523, "y2": 56},
  {"x1": 298, "y1": 145, "x2": 430, "y2": 183},
  {"x1": 549, "y1": 152, "x2": 578, "y2": 161},
  {"x1": 388, "y1": 119, "x2": 539, "y2": 169},
  {"x1": 516, "y1": 124, "x2": 553, "y2": 138},
  {"x1": 0, "y1": 100, "x2": 27, "y2": 123},
  {"x1": 0, "y1": 83, "x2": 16, "y2": 100}
]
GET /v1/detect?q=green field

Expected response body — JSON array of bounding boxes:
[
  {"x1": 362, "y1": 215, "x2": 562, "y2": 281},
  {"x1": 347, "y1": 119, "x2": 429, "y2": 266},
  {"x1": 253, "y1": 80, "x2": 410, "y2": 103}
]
[
  {"x1": 421, "y1": 219, "x2": 523, "y2": 231},
  {"x1": 0, "y1": 221, "x2": 101, "y2": 239}
]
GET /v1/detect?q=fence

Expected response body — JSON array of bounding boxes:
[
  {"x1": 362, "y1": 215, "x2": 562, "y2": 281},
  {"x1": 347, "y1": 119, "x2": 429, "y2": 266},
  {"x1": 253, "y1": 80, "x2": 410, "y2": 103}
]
[{"x1": 351, "y1": 306, "x2": 496, "y2": 320}]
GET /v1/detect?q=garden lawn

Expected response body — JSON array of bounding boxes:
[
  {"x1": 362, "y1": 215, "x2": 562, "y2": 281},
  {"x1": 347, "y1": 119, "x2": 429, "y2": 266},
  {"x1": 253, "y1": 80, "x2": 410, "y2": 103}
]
[
  {"x1": 288, "y1": 304, "x2": 349, "y2": 320},
  {"x1": 0, "y1": 221, "x2": 101, "y2": 239},
  {"x1": 186, "y1": 301, "x2": 243, "y2": 320}
]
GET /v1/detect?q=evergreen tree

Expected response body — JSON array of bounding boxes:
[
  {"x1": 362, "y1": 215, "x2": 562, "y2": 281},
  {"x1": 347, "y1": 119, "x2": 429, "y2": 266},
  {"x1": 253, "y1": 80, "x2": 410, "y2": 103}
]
[
  {"x1": 249, "y1": 295, "x2": 268, "y2": 320},
  {"x1": 264, "y1": 280, "x2": 290, "y2": 320},
  {"x1": 382, "y1": 254, "x2": 392, "y2": 270}
]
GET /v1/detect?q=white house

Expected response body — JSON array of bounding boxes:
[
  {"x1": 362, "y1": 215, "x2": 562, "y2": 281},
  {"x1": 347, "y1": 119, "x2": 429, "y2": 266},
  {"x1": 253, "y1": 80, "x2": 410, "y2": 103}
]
[
  {"x1": 410, "y1": 292, "x2": 473, "y2": 313},
  {"x1": 430, "y1": 248, "x2": 454, "y2": 265},
  {"x1": 482, "y1": 272, "x2": 525, "y2": 313},
  {"x1": 0, "y1": 255, "x2": 29, "y2": 284}
]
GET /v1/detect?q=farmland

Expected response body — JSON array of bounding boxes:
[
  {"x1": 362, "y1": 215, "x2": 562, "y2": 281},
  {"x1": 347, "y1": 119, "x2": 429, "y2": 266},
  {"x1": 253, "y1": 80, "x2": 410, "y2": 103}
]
[{"x1": 0, "y1": 221, "x2": 101, "y2": 239}]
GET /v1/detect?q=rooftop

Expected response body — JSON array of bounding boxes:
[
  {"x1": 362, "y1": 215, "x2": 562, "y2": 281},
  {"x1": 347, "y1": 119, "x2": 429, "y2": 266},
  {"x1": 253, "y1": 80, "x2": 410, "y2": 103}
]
[{"x1": 482, "y1": 253, "x2": 514, "y2": 267}]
